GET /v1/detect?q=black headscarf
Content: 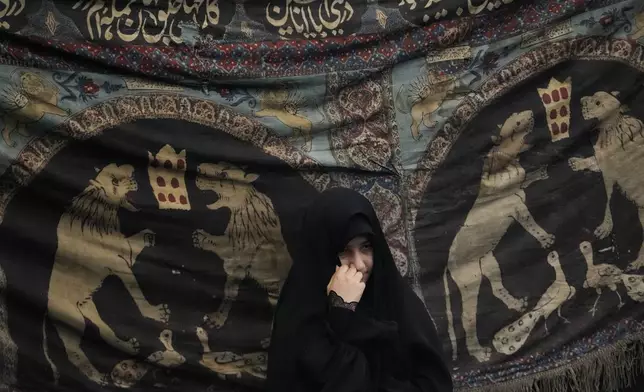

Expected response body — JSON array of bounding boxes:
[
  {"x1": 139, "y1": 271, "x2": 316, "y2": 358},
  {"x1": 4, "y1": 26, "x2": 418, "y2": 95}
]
[{"x1": 267, "y1": 187, "x2": 452, "y2": 392}]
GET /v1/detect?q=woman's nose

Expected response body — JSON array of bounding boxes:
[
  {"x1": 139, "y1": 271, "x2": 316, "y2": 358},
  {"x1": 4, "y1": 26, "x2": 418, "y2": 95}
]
[{"x1": 351, "y1": 252, "x2": 366, "y2": 271}]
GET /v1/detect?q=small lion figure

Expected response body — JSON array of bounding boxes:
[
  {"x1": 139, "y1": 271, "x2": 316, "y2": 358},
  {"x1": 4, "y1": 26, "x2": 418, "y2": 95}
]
[
  {"x1": 192, "y1": 162, "x2": 292, "y2": 335},
  {"x1": 254, "y1": 88, "x2": 312, "y2": 152},
  {"x1": 629, "y1": 11, "x2": 644, "y2": 42},
  {"x1": 1, "y1": 71, "x2": 68, "y2": 147},
  {"x1": 395, "y1": 73, "x2": 455, "y2": 141},
  {"x1": 43, "y1": 164, "x2": 170, "y2": 386},
  {"x1": 569, "y1": 90, "x2": 644, "y2": 270}
]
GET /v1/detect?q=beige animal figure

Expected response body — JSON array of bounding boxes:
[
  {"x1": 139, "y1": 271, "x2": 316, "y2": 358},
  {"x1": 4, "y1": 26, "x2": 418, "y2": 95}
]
[
  {"x1": 629, "y1": 12, "x2": 644, "y2": 41},
  {"x1": 443, "y1": 110, "x2": 555, "y2": 363},
  {"x1": 622, "y1": 273, "x2": 644, "y2": 302},
  {"x1": 255, "y1": 89, "x2": 312, "y2": 152},
  {"x1": 195, "y1": 327, "x2": 266, "y2": 380},
  {"x1": 43, "y1": 164, "x2": 170, "y2": 386},
  {"x1": 568, "y1": 91, "x2": 644, "y2": 271},
  {"x1": 110, "y1": 329, "x2": 185, "y2": 389},
  {"x1": 580, "y1": 241, "x2": 624, "y2": 315},
  {"x1": 192, "y1": 162, "x2": 292, "y2": 336},
  {"x1": 396, "y1": 75, "x2": 454, "y2": 141},
  {"x1": 1, "y1": 71, "x2": 68, "y2": 147},
  {"x1": 492, "y1": 251, "x2": 575, "y2": 356},
  {"x1": 580, "y1": 241, "x2": 644, "y2": 311}
]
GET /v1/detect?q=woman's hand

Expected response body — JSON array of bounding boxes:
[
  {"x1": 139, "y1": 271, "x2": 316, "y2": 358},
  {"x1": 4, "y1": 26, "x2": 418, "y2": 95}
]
[{"x1": 327, "y1": 265, "x2": 366, "y2": 303}]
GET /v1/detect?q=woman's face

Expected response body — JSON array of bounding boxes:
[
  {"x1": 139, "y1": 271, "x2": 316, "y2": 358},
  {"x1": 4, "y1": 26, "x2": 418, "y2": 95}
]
[{"x1": 338, "y1": 235, "x2": 373, "y2": 282}]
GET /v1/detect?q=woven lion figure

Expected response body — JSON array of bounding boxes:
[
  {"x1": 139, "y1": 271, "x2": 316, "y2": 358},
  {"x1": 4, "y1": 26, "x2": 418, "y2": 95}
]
[
  {"x1": 443, "y1": 110, "x2": 554, "y2": 363},
  {"x1": 569, "y1": 90, "x2": 644, "y2": 270},
  {"x1": 255, "y1": 89, "x2": 312, "y2": 151},
  {"x1": 193, "y1": 162, "x2": 292, "y2": 335},
  {"x1": 44, "y1": 164, "x2": 168, "y2": 386}
]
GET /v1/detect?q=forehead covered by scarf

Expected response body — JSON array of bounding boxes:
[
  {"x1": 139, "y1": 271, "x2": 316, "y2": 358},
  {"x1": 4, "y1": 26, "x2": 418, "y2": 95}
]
[
  {"x1": 300, "y1": 187, "x2": 381, "y2": 259},
  {"x1": 341, "y1": 215, "x2": 374, "y2": 252}
]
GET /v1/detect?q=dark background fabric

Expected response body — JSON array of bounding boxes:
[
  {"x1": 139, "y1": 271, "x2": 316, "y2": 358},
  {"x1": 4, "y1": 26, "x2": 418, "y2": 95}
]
[
  {"x1": 0, "y1": 0, "x2": 643, "y2": 391},
  {"x1": 0, "y1": 119, "x2": 318, "y2": 391},
  {"x1": 417, "y1": 60, "x2": 644, "y2": 368}
]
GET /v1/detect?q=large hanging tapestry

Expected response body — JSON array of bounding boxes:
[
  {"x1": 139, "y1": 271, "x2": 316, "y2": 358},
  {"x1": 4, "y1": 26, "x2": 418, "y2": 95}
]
[{"x1": 1, "y1": 1, "x2": 644, "y2": 391}]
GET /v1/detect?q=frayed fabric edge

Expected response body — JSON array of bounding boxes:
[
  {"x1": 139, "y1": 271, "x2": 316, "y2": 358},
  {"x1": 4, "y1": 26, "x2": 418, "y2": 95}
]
[{"x1": 459, "y1": 333, "x2": 644, "y2": 392}]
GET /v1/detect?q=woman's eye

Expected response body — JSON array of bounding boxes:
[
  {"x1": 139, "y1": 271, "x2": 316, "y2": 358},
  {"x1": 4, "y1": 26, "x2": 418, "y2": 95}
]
[{"x1": 112, "y1": 178, "x2": 119, "y2": 185}]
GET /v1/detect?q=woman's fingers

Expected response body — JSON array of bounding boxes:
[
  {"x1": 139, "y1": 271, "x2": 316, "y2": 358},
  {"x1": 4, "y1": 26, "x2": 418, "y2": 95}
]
[
  {"x1": 328, "y1": 264, "x2": 367, "y2": 303},
  {"x1": 347, "y1": 266, "x2": 358, "y2": 277},
  {"x1": 348, "y1": 267, "x2": 364, "y2": 283},
  {"x1": 336, "y1": 265, "x2": 364, "y2": 282}
]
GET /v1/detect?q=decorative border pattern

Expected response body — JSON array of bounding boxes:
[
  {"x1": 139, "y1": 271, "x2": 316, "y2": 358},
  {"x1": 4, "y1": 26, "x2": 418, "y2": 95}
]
[
  {"x1": 408, "y1": 37, "x2": 644, "y2": 224},
  {"x1": 0, "y1": 0, "x2": 598, "y2": 79},
  {"x1": 325, "y1": 70, "x2": 398, "y2": 171},
  {"x1": 0, "y1": 94, "x2": 331, "y2": 224}
]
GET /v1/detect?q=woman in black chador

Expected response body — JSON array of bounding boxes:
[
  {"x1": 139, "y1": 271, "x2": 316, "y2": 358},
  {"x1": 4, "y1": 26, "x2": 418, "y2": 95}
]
[{"x1": 267, "y1": 188, "x2": 452, "y2": 392}]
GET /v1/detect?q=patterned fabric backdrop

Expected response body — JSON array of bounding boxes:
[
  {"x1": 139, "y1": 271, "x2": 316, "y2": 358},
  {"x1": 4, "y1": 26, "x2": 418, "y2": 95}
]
[{"x1": 0, "y1": 0, "x2": 644, "y2": 391}]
